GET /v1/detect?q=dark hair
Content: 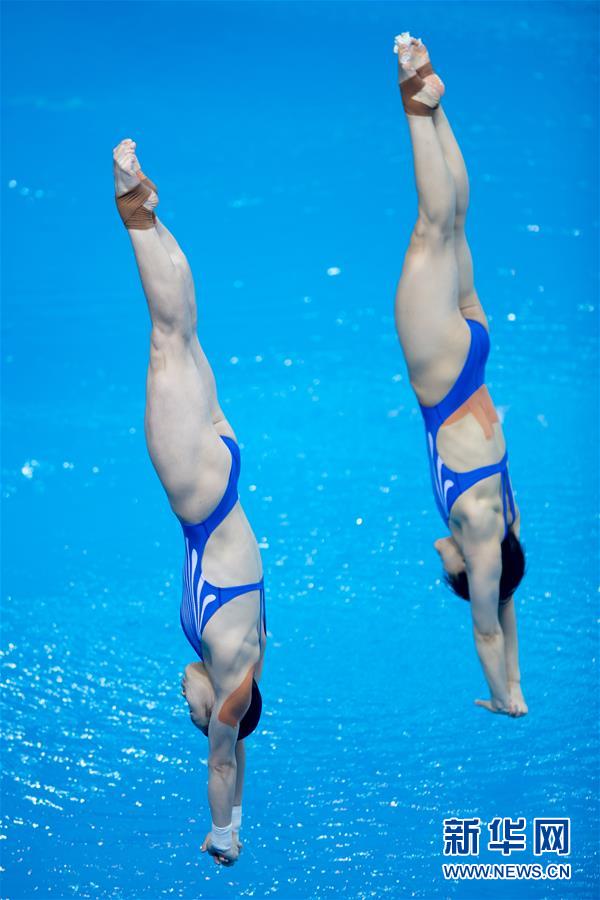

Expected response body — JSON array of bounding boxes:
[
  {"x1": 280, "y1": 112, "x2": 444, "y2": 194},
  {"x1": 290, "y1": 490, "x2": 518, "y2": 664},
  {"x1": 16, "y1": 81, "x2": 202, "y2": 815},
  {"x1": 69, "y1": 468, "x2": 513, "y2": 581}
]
[
  {"x1": 445, "y1": 531, "x2": 526, "y2": 605},
  {"x1": 237, "y1": 678, "x2": 262, "y2": 741}
]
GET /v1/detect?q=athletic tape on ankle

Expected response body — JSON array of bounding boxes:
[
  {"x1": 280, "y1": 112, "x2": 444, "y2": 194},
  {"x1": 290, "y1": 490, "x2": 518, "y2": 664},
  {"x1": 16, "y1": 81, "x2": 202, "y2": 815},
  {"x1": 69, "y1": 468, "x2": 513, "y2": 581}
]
[
  {"x1": 115, "y1": 176, "x2": 157, "y2": 230},
  {"x1": 400, "y1": 73, "x2": 437, "y2": 117},
  {"x1": 232, "y1": 805, "x2": 242, "y2": 832},
  {"x1": 211, "y1": 822, "x2": 233, "y2": 852},
  {"x1": 416, "y1": 62, "x2": 434, "y2": 78}
]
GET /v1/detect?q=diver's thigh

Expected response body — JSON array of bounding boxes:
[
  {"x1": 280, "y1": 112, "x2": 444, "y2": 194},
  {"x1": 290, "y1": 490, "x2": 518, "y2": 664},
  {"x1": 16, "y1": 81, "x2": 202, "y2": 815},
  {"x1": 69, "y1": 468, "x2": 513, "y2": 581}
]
[
  {"x1": 395, "y1": 239, "x2": 462, "y2": 372},
  {"x1": 144, "y1": 335, "x2": 230, "y2": 519}
]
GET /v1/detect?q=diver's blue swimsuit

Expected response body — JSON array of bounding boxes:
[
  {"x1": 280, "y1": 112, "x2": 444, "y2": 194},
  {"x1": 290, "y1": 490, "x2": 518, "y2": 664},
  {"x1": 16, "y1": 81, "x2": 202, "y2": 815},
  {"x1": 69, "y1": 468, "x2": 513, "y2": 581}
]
[
  {"x1": 419, "y1": 319, "x2": 516, "y2": 533},
  {"x1": 178, "y1": 436, "x2": 266, "y2": 662}
]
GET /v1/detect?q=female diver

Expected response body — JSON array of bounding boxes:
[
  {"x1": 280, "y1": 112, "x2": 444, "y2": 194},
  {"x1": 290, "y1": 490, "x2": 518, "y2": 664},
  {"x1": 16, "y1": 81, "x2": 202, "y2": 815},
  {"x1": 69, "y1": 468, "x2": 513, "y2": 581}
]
[
  {"x1": 113, "y1": 138, "x2": 267, "y2": 864},
  {"x1": 393, "y1": 35, "x2": 528, "y2": 718}
]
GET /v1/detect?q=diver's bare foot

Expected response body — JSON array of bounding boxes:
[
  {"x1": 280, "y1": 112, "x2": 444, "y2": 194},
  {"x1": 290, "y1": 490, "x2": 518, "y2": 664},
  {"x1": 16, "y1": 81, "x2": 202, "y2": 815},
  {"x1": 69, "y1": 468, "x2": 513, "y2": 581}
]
[
  {"x1": 395, "y1": 32, "x2": 445, "y2": 98},
  {"x1": 408, "y1": 36, "x2": 445, "y2": 97},
  {"x1": 112, "y1": 138, "x2": 158, "y2": 209},
  {"x1": 113, "y1": 138, "x2": 140, "y2": 195}
]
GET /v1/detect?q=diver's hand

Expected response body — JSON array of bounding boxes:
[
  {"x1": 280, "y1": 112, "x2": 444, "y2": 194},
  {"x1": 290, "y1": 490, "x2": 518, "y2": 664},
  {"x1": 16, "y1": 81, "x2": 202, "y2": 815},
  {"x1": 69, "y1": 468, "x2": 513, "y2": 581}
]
[
  {"x1": 201, "y1": 833, "x2": 240, "y2": 867},
  {"x1": 507, "y1": 680, "x2": 528, "y2": 717},
  {"x1": 474, "y1": 695, "x2": 516, "y2": 717},
  {"x1": 233, "y1": 830, "x2": 243, "y2": 854}
]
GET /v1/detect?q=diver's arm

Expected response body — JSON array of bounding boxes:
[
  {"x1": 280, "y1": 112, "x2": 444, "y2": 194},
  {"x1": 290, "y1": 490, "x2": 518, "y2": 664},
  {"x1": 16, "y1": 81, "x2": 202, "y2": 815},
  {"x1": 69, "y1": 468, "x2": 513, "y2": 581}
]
[
  {"x1": 231, "y1": 741, "x2": 245, "y2": 844},
  {"x1": 470, "y1": 602, "x2": 510, "y2": 710},
  {"x1": 501, "y1": 508, "x2": 522, "y2": 683},
  {"x1": 464, "y1": 534, "x2": 512, "y2": 712},
  {"x1": 499, "y1": 597, "x2": 520, "y2": 683},
  {"x1": 200, "y1": 710, "x2": 239, "y2": 865},
  {"x1": 234, "y1": 741, "x2": 245, "y2": 807},
  {"x1": 206, "y1": 708, "x2": 238, "y2": 831},
  {"x1": 498, "y1": 596, "x2": 528, "y2": 715}
]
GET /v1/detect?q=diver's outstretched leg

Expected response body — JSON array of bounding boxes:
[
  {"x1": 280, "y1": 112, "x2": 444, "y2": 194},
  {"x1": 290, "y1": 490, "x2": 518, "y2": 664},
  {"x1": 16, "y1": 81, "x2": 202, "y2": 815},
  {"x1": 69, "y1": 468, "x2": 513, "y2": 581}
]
[
  {"x1": 394, "y1": 49, "x2": 468, "y2": 404},
  {"x1": 432, "y1": 103, "x2": 488, "y2": 326},
  {"x1": 153, "y1": 216, "x2": 231, "y2": 430},
  {"x1": 113, "y1": 138, "x2": 232, "y2": 523},
  {"x1": 408, "y1": 37, "x2": 488, "y2": 327}
]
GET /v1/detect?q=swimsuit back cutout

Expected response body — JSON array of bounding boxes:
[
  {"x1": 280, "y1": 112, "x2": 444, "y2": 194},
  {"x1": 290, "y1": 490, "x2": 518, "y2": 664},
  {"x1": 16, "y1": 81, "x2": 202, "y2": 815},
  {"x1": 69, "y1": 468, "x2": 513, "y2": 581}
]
[
  {"x1": 178, "y1": 436, "x2": 266, "y2": 662},
  {"x1": 419, "y1": 319, "x2": 516, "y2": 533}
]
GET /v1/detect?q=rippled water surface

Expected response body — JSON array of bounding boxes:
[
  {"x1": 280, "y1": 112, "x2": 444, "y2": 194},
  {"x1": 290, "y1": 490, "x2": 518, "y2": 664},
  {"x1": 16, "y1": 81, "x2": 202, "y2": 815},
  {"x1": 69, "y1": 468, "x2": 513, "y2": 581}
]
[{"x1": 2, "y1": 2, "x2": 599, "y2": 898}]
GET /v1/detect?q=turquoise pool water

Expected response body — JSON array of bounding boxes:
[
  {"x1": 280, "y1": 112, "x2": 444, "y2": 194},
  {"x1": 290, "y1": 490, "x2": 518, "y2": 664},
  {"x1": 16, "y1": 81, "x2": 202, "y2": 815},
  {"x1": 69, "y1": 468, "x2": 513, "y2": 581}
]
[{"x1": 2, "y1": 2, "x2": 598, "y2": 898}]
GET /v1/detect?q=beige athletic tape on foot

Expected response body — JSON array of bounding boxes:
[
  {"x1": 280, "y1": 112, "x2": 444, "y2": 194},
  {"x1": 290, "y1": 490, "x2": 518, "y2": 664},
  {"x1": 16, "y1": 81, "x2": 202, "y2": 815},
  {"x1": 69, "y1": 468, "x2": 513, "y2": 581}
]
[{"x1": 115, "y1": 174, "x2": 158, "y2": 230}]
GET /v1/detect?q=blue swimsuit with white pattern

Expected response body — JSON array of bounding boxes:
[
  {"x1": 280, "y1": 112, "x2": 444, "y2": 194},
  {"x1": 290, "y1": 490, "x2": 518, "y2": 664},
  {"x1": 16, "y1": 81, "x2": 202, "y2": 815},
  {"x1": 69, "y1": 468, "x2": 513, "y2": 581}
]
[
  {"x1": 178, "y1": 436, "x2": 266, "y2": 662},
  {"x1": 419, "y1": 319, "x2": 516, "y2": 534}
]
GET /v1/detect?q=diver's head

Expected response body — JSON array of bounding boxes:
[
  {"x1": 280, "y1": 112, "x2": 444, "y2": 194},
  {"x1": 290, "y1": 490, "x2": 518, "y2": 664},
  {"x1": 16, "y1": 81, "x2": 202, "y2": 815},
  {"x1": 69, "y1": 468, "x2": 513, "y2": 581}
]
[
  {"x1": 435, "y1": 530, "x2": 526, "y2": 605},
  {"x1": 237, "y1": 678, "x2": 263, "y2": 740},
  {"x1": 181, "y1": 663, "x2": 263, "y2": 741}
]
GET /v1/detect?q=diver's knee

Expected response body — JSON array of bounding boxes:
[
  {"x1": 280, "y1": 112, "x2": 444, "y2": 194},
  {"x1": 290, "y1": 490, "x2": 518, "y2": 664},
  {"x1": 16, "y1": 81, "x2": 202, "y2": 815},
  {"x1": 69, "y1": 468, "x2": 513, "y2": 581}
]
[
  {"x1": 454, "y1": 212, "x2": 467, "y2": 233},
  {"x1": 413, "y1": 213, "x2": 454, "y2": 247},
  {"x1": 149, "y1": 321, "x2": 194, "y2": 368}
]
